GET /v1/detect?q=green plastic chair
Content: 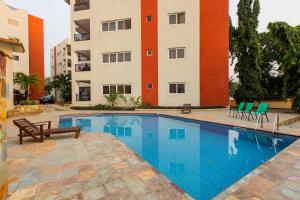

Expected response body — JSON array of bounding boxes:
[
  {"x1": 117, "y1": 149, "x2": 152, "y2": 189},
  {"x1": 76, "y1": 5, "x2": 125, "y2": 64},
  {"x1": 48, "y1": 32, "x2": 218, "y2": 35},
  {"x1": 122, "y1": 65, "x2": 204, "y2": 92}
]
[
  {"x1": 250, "y1": 103, "x2": 269, "y2": 122},
  {"x1": 229, "y1": 102, "x2": 245, "y2": 117},
  {"x1": 239, "y1": 102, "x2": 254, "y2": 120}
]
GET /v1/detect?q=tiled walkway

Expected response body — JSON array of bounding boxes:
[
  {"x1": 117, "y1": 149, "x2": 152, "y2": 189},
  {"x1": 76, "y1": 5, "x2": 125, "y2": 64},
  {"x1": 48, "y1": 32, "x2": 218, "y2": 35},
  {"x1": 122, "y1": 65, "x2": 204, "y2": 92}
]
[
  {"x1": 7, "y1": 133, "x2": 191, "y2": 200},
  {"x1": 6, "y1": 107, "x2": 300, "y2": 200}
]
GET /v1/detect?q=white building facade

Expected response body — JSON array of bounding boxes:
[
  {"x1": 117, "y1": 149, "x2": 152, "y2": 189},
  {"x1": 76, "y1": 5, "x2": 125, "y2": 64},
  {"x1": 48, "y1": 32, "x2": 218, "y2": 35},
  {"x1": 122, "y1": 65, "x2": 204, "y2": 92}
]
[
  {"x1": 0, "y1": 0, "x2": 45, "y2": 102},
  {"x1": 65, "y1": 0, "x2": 229, "y2": 107}
]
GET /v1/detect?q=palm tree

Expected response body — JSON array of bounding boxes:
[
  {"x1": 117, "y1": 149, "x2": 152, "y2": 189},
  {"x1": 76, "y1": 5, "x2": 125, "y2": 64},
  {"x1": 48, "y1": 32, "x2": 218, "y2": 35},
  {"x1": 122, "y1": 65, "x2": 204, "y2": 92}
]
[
  {"x1": 14, "y1": 72, "x2": 40, "y2": 100},
  {"x1": 51, "y1": 74, "x2": 72, "y2": 102}
]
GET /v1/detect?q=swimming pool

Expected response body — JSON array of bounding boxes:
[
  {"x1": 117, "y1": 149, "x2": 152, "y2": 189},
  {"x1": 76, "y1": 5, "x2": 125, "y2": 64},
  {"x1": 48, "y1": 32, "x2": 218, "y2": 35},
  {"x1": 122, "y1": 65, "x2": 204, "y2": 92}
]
[{"x1": 59, "y1": 114, "x2": 297, "y2": 200}]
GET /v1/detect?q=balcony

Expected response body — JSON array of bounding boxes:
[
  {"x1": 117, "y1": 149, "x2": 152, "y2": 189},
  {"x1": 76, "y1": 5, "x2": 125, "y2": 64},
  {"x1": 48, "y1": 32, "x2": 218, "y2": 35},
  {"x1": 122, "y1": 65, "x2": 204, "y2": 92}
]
[
  {"x1": 75, "y1": 63, "x2": 91, "y2": 72},
  {"x1": 74, "y1": 2, "x2": 89, "y2": 11},
  {"x1": 74, "y1": 19, "x2": 90, "y2": 42},
  {"x1": 74, "y1": 33, "x2": 90, "y2": 41}
]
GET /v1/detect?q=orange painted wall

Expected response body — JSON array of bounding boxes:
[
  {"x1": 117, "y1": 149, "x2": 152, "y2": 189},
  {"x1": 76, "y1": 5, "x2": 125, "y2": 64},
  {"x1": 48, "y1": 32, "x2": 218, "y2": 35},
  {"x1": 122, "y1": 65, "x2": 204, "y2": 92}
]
[
  {"x1": 141, "y1": 0, "x2": 158, "y2": 106},
  {"x1": 28, "y1": 14, "x2": 45, "y2": 100},
  {"x1": 200, "y1": 0, "x2": 229, "y2": 106}
]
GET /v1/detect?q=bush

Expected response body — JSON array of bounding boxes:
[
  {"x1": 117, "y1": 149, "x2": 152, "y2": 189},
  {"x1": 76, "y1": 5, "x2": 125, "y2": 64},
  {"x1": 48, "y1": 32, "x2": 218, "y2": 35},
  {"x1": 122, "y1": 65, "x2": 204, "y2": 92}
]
[
  {"x1": 71, "y1": 104, "x2": 135, "y2": 111},
  {"x1": 19, "y1": 100, "x2": 37, "y2": 105}
]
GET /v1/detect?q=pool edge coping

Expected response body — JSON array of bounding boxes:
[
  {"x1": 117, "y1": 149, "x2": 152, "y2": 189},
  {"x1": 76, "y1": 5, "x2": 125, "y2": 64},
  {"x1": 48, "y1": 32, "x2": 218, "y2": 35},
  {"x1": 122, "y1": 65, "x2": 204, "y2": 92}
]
[{"x1": 58, "y1": 112, "x2": 300, "y2": 199}]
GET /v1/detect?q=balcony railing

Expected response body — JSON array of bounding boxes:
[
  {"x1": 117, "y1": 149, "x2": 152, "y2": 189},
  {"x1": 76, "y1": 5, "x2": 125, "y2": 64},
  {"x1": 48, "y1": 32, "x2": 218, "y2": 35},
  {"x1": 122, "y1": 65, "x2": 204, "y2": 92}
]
[
  {"x1": 75, "y1": 63, "x2": 91, "y2": 72},
  {"x1": 74, "y1": 2, "x2": 90, "y2": 11},
  {"x1": 74, "y1": 33, "x2": 90, "y2": 41},
  {"x1": 76, "y1": 94, "x2": 91, "y2": 101}
]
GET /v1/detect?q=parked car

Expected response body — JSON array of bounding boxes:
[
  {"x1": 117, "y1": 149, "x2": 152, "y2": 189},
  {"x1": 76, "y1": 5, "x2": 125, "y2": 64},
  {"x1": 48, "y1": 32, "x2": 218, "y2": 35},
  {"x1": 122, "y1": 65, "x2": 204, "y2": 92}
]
[{"x1": 39, "y1": 95, "x2": 55, "y2": 104}]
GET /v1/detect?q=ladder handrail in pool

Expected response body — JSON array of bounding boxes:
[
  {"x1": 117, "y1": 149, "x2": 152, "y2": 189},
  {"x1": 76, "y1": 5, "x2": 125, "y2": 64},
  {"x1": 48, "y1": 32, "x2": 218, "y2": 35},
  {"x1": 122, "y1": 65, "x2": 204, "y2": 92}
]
[{"x1": 272, "y1": 114, "x2": 280, "y2": 133}]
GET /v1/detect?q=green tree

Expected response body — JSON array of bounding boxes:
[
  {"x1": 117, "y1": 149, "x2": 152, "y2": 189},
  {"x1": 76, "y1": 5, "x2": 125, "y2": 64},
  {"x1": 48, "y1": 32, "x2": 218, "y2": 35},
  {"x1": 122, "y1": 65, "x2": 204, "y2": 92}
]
[
  {"x1": 13, "y1": 72, "x2": 41, "y2": 100},
  {"x1": 104, "y1": 91, "x2": 122, "y2": 107},
  {"x1": 268, "y1": 22, "x2": 300, "y2": 111},
  {"x1": 232, "y1": 0, "x2": 265, "y2": 102},
  {"x1": 44, "y1": 77, "x2": 52, "y2": 95},
  {"x1": 51, "y1": 74, "x2": 72, "y2": 102},
  {"x1": 258, "y1": 32, "x2": 283, "y2": 99}
]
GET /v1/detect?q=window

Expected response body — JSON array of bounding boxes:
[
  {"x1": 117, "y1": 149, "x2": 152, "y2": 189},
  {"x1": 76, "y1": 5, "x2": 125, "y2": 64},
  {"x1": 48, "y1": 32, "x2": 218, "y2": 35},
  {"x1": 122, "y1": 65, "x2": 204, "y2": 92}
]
[
  {"x1": 103, "y1": 86, "x2": 109, "y2": 94},
  {"x1": 102, "y1": 52, "x2": 131, "y2": 63},
  {"x1": 125, "y1": 85, "x2": 131, "y2": 94},
  {"x1": 147, "y1": 83, "x2": 153, "y2": 89},
  {"x1": 110, "y1": 53, "x2": 117, "y2": 63},
  {"x1": 102, "y1": 22, "x2": 109, "y2": 31},
  {"x1": 102, "y1": 54, "x2": 109, "y2": 63},
  {"x1": 169, "y1": 12, "x2": 185, "y2": 25},
  {"x1": 102, "y1": 19, "x2": 131, "y2": 32},
  {"x1": 124, "y1": 52, "x2": 131, "y2": 62},
  {"x1": 146, "y1": 49, "x2": 153, "y2": 57},
  {"x1": 12, "y1": 55, "x2": 19, "y2": 61},
  {"x1": 103, "y1": 84, "x2": 132, "y2": 94},
  {"x1": 169, "y1": 83, "x2": 185, "y2": 94},
  {"x1": 169, "y1": 48, "x2": 185, "y2": 59},
  {"x1": 169, "y1": 128, "x2": 186, "y2": 139},
  {"x1": 146, "y1": 16, "x2": 152, "y2": 22}
]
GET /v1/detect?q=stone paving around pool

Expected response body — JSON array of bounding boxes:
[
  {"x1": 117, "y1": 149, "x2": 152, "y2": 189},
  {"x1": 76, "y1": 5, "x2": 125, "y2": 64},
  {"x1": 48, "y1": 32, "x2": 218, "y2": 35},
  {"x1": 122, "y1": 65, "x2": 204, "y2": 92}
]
[
  {"x1": 5, "y1": 106, "x2": 300, "y2": 200},
  {"x1": 7, "y1": 133, "x2": 191, "y2": 200}
]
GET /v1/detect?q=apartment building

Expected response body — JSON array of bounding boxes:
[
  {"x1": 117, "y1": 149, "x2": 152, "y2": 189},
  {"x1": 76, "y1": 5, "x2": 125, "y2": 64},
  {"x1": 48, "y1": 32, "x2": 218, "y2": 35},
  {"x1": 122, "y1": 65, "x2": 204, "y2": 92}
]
[
  {"x1": 50, "y1": 38, "x2": 72, "y2": 101},
  {"x1": 0, "y1": 0, "x2": 45, "y2": 101},
  {"x1": 0, "y1": 37, "x2": 24, "y2": 199},
  {"x1": 65, "y1": 0, "x2": 229, "y2": 107}
]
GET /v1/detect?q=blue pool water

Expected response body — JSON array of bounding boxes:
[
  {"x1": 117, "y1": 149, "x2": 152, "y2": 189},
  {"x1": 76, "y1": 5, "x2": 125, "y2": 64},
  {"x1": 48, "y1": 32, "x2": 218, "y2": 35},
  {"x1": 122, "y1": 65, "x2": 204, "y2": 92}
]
[{"x1": 59, "y1": 114, "x2": 297, "y2": 199}]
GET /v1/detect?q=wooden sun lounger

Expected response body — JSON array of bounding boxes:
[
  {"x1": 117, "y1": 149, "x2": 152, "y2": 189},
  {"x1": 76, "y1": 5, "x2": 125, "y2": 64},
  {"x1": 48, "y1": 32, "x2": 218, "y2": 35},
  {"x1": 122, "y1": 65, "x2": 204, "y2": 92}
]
[
  {"x1": 13, "y1": 118, "x2": 81, "y2": 144},
  {"x1": 181, "y1": 104, "x2": 192, "y2": 114}
]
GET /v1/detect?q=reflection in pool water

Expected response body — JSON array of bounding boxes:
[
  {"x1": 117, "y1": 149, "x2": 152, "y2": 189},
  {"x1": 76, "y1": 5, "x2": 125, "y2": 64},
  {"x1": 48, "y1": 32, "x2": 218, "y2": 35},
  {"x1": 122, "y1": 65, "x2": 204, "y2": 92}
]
[{"x1": 59, "y1": 114, "x2": 296, "y2": 200}]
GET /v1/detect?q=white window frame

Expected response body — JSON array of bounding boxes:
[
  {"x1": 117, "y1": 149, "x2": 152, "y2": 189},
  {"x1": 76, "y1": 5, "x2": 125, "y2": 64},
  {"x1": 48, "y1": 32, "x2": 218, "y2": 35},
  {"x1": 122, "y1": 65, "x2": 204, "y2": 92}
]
[
  {"x1": 102, "y1": 52, "x2": 131, "y2": 63},
  {"x1": 168, "y1": 48, "x2": 185, "y2": 60},
  {"x1": 168, "y1": 128, "x2": 186, "y2": 140},
  {"x1": 169, "y1": 83, "x2": 186, "y2": 94},
  {"x1": 168, "y1": 12, "x2": 185, "y2": 25},
  {"x1": 102, "y1": 84, "x2": 132, "y2": 95},
  {"x1": 102, "y1": 19, "x2": 131, "y2": 32}
]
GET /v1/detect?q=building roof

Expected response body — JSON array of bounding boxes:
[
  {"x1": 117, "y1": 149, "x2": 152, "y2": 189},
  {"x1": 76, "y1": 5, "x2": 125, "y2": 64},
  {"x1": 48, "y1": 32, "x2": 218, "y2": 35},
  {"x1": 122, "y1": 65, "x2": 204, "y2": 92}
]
[{"x1": 0, "y1": 37, "x2": 25, "y2": 54}]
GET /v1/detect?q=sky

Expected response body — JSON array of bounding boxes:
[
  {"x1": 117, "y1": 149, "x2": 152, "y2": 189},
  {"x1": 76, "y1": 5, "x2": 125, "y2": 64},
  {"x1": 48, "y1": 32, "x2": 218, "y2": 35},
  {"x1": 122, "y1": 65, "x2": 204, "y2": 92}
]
[{"x1": 4, "y1": 0, "x2": 300, "y2": 77}]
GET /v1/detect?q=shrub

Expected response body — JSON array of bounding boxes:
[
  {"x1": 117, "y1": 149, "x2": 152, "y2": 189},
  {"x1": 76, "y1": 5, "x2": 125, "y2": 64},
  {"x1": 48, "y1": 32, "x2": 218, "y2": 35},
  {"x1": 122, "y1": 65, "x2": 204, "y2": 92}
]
[{"x1": 19, "y1": 100, "x2": 37, "y2": 105}]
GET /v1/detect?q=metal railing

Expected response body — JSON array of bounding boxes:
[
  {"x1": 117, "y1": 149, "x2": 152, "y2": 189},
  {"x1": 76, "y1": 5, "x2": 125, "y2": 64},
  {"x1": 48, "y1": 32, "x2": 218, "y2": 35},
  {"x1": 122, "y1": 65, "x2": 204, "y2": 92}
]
[
  {"x1": 76, "y1": 94, "x2": 91, "y2": 101},
  {"x1": 74, "y1": 33, "x2": 90, "y2": 41},
  {"x1": 74, "y1": 2, "x2": 90, "y2": 11},
  {"x1": 272, "y1": 114, "x2": 280, "y2": 133},
  {"x1": 75, "y1": 63, "x2": 91, "y2": 72}
]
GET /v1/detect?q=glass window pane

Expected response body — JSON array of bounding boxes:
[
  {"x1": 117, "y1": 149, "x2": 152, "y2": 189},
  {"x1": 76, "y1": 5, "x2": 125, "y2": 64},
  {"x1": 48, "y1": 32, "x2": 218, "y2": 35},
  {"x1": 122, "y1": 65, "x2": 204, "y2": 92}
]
[
  {"x1": 102, "y1": 22, "x2": 108, "y2": 31},
  {"x1": 169, "y1": 14, "x2": 176, "y2": 24},
  {"x1": 109, "y1": 21, "x2": 116, "y2": 31},
  {"x1": 169, "y1": 49, "x2": 177, "y2": 59},
  {"x1": 110, "y1": 53, "x2": 116, "y2": 63},
  {"x1": 125, "y1": 52, "x2": 131, "y2": 62},
  {"x1": 103, "y1": 86, "x2": 109, "y2": 94},
  {"x1": 118, "y1": 20, "x2": 124, "y2": 30},
  {"x1": 125, "y1": 85, "x2": 131, "y2": 94},
  {"x1": 118, "y1": 85, "x2": 124, "y2": 94},
  {"x1": 177, "y1": 84, "x2": 185, "y2": 93},
  {"x1": 110, "y1": 85, "x2": 116, "y2": 93},
  {"x1": 146, "y1": 16, "x2": 152, "y2": 22},
  {"x1": 147, "y1": 49, "x2": 152, "y2": 56},
  {"x1": 103, "y1": 54, "x2": 109, "y2": 63},
  {"x1": 125, "y1": 19, "x2": 131, "y2": 29},
  {"x1": 169, "y1": 84, "x2": 177, "y2": 93},
  {"x1": 117, "y1": 53, "x2": 124, "y2": 62},
  {"x1": 178, "y1": 13, "x2": 185, "y2": 24},
  {"x1": 177, "y1": 48, "x2": 185, "y2": 58}
]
